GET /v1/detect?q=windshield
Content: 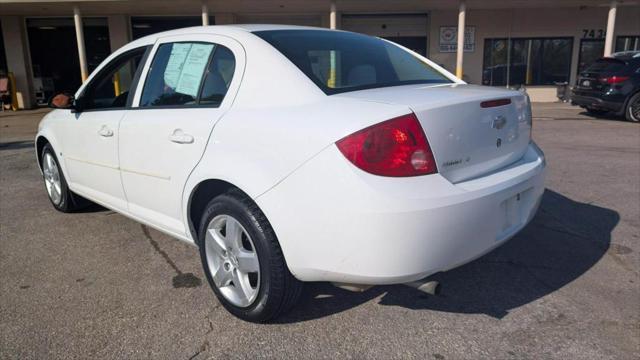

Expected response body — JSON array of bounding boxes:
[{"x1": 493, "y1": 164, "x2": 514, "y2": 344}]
[{"x1": 254, "y1": 30, "x2": 452, "y2": 95}]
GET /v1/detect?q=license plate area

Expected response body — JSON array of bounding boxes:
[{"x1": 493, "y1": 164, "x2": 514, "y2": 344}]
[{"x1": 496, "y1": 188, "x2": 533, "y2": 241}]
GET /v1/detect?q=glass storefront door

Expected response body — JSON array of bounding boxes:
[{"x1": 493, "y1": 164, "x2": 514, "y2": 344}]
[{"x1": 26, "y1": 17, "x2": 110, "y2": 105}]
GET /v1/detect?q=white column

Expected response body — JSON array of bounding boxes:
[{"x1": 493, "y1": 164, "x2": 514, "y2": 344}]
[
  {"x1": 604, "y1": 0, "x2": 617, "y2": 56},
  {"x1": 329, "y1": 0, "x2": 337, "y2": 30},
  {"x1": 73, "y1": 6, "x2": 88, "y2": 82},
  {"x1": 107, "y1": 15, "x2": 130, "y2": 52},
  {"x1": 0, "y1": 16, "x2": 36, "y2": 108},
  {"x1": 455, "y1": 0, "x2": 466, "y2": 79},
  {"x1": 201, "y1": 2, "x2": 209, "y2": 26}
]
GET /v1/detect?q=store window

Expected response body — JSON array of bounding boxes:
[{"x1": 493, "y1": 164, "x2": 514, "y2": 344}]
[
  {"x1": 482, "y1": 37, "x2": 573, "y2": 87},
  {"x1": 615, "y1": 36, "x2": 640, "y2": 52}
]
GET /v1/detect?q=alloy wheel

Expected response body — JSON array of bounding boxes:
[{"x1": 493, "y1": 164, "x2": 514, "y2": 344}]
[
  {"x1": 205, "y1": 214, "x2": 260, "y2": 307},
  {"x1": 42, "y1": 152, "x2": 62, "y2": 205},
  {"x1": 630, "y1": 97, "x2": 640, "y2": 122}
]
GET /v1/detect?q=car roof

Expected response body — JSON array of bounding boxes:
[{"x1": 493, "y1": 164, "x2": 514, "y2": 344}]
[
  {"x1": 226, "y1": 24, "x2": 333, "y2": 32},
  {"x1": 610, "y1": 51, "x2": 640, "y2": 61},
  {"x1": 125, "y1": 24, "x2": 332, "y2": 48}
]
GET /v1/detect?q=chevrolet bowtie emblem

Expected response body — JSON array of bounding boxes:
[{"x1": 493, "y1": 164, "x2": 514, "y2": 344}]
[{"x1": 492, "y1": 115, "x2": 507, "y2": 130}]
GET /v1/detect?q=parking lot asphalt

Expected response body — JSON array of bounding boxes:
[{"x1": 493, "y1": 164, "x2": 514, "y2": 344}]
[{"x1": 1, "y1": 103, "x2": 639, "y2": 359}]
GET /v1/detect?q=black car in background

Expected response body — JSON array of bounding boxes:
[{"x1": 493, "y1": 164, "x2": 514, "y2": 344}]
[{"x1": 571, "y1": 51, "x2": 640, "y2": 122}]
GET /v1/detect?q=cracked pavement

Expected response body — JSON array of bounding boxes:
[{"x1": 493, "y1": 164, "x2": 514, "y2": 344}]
[{"x1": 1, "y1": 104, "x2": 638, "y2": 359}]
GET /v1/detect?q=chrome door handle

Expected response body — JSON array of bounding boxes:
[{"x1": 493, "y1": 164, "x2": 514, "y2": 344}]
[
  {"x1": 169, "y1": 129, "x2": 194, "y2": 144},
  {"x1": 98, "y1": 125, "x2": 114, "y2": 137}
]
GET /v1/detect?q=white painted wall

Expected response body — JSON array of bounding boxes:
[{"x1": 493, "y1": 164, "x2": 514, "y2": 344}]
[
  {"x1": 235, "y1": 14, "x2": 322, "y2": 27},
  {"x1": 341, "y1": 14, "x2": 428, "y2": 37},
  {"x1": 214, "y1": 13, "x2": 236, "y2": 25},
  {"x1": 428, "y1": 6, "x2": 640, "y2": 101},
  {"x1": 107, "y1": 15, "x2": 131, "y2": 53}
]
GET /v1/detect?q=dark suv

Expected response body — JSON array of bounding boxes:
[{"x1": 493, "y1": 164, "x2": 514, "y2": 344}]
[{"x1": 571, "y1": 51, "x2": 640, "y2": 122}]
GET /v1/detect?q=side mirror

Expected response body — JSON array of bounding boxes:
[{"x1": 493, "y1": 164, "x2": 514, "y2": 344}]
[{"x1": 48, "y1": 93, "x2": 75, "y2": 110}]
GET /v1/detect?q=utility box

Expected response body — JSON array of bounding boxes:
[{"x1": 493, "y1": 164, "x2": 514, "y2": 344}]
[{"x1": 555, "y1": 82, "x2": 570, "y2": 102}]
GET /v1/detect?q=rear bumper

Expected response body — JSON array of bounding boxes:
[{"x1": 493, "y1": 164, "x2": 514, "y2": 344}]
[
  {"x1": 257, "y1": 142, "x2": 546, "y2": 285},
  {"x1": 571, "y1": 92, "x2": 624, "y2": 113}
]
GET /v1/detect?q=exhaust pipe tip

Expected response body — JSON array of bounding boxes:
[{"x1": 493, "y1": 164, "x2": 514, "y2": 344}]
[
  {"x1": 332, "y1": 282, "x2": 373, "y2": 292},
  {"x1": 431, "y1": 281, "x2": 441, "y2": 296},
  {"x1": 404, "y1": 280, "x2": 441, "y2": 296}
]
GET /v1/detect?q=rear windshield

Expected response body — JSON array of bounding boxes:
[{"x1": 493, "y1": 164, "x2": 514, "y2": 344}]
[
  {"x1": 585, "y1": 58, "x2": 626, "y2": 73},
  {"x1": 254, "y1": 30, "x2": 452, "y2": 95}
]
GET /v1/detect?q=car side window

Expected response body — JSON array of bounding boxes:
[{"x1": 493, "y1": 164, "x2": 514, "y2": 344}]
[
  {"x1": 140, "y1": 42, "x2": 236, "y2": 108},
  {"x1": 79, "y1": 47, "x2": 148, "y2": 110},
  {"x1": 199, "y1": 46, "x2": 236, "y2": 106},
  {"x1": 140, "y1": 42, "x2": 214, "y2": 107}
]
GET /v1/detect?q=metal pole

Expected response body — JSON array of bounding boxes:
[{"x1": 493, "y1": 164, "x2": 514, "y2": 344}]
[
  {"x1": 455, "y1": 0, "x2": 466, "y2": 79},
  {"x1": 604, "y1": 0, "x2": 617, "y2": 56},
  {"x1": 73, "y1": 6, "x2": 89, "y2": 82},
  {"x1": 201, "y1": 2, "x2": 209, "y2": 26},
  {"x1": 506, "y1": 39, "x2": 511, "y2": 87},
  {"x1": 329, "y1": 0, "x2": 337, "y2": 30},
  {"x1": 525, "y1": 40, "x2": 533, "y2": 85},
  {"x1": 328, "y1": 0, "x2": 338, "y2": 87}
]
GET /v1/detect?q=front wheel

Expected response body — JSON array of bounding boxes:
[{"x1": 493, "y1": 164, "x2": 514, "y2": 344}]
[
  {"x1": 625, "y1": 93, "x2": 640, "y2": 122},
  {"x1": 41, "y1": 144, "x2": 89, "y2": 212},
  {"x1": 198, "y1": 189, "x2": 302, "y2": 322}
]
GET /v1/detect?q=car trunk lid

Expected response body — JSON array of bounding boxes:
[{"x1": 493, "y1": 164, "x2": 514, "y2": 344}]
[{"x1": 336, "y1": 84, "x2": 532, "y2": 183}]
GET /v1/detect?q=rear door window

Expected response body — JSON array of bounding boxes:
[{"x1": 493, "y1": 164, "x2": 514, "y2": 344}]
[
  {"x1": 199, "y1": 46, "x2": 236, "y2": 106},
  {"x1": 141, "y1": 42, "x2": 214, "y2": 106},
  {"x1": 140, "y1": 42, "x2": 236, "y2": 107}
]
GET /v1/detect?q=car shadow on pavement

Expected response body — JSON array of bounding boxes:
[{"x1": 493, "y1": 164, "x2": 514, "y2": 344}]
[
  {"x1": 80, "y1": 203, "x2": 110, "y2": 213},
  {"x1": 578, "y1": 111, "x2": 628, "y2": 122},
  {"x1": 0, "y1": 140, "x2": 35, "y2": 151},
  {"x1": 276, "y1": 189, "x2": 620, "y2": 323}
]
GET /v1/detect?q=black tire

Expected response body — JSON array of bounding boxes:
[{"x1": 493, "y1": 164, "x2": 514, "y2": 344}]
[
  {"x1": 41, "y1": 143, "x2": 90, "y2": 212},
  {"x1": 198, "y1": 189, "x2": 303, "y2": 322},
  {"x1": 625, "y1": 92, "x2": 640, "y2": 122},
  {"x1": 585, "y1": 107, "x2": 608, "y2": 116}
]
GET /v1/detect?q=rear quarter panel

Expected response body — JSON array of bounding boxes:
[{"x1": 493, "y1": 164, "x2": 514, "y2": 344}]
[{"x1": 182, "y1": 97, "x2": 412, "y2": 239}]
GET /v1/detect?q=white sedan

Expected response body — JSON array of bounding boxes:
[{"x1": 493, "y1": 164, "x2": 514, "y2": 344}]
[{"x1": 37, "y1": 25, "x2": 545, "y2": 322}]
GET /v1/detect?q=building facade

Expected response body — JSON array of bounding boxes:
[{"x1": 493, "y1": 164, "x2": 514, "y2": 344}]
[{"x1": 1, "y1": 0, "x2": 639, "y2": 108}]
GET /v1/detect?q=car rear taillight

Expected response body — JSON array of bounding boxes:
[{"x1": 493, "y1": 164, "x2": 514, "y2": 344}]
[
  {"x1": 336, "y1": 113, "x2": 437, "y2": 177},
  {"x1": 599, "y1": 76, "x2": 630, "y2": 84}
]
